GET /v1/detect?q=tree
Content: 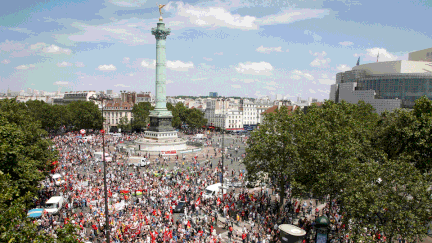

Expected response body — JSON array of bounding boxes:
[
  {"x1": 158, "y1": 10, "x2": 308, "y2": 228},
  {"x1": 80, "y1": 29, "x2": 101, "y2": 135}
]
[
  {"x1": 293, "y1": 100, "x2": 381, "y2": 200},
  {"x1": 0, "y1": 99, "x2": 80, "y2": 242},
  {"x1": 340, "y1": 158, "x2": 432, "y2": 242},
  {"x1": 0, "y1": 99, "x2": 57, "y2": 201},
  {"x1": 373, "y1": 96, "x2": 432, "y2": 173},
  {"x1": 186, "y1": 108, "x2": 207, "y2": 130},
  {"x1": 117, "y1": 116, "x2": 131, "y2": 132},
  {"x1": 132, "y1": 102, "x2": 153, "y2": 131},
  {"x1": 243, "y1": 106, "x2": 301, "y2": 212},
  {"x1": 174, "y1": 102, "x2": 188, "y2": 125},
  {"x1": 167, "y1": 103, "x2": 182, "y2": 128},
  {"x1": 67, "y1": 101, "x2": 102, "y2": 130}
]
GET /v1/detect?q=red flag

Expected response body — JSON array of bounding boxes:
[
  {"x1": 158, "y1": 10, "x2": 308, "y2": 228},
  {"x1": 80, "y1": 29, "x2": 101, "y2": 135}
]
[
  {"x1": 217, "y1": 197, "x2": 221, "y2": 206},
  {"x1": 195, "y1": 197, "x2": 201, "y2": 207},
  {"x1": 187, "y1": 221, "x2": 191, "y2": 228}
]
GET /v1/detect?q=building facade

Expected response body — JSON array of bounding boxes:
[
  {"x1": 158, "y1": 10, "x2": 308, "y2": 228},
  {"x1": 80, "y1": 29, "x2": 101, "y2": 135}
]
[
  {"x1": 103, "y1": 101, "x2": 133, "y2": 132},
  {"x1": 330, "y1": 55, "x2": 432, "y2": 113},
  {"x1": 52, "y1": 91, "x2": 97, "y2": 105}
]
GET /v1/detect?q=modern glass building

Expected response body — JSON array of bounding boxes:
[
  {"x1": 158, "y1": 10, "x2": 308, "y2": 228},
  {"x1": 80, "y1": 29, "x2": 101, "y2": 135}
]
[{"x1": 330, "y1": 58, "x2": 432, "y2": 112}]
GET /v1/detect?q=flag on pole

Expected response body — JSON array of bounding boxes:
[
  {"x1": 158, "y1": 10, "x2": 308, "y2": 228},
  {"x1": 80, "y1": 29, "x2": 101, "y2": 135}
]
[
  {"x1": 377, "y1": 52, "x2": 379, "y2": 62},
  {"x1": 356, "y1": 57, "x2": 360, "y2": 66}
]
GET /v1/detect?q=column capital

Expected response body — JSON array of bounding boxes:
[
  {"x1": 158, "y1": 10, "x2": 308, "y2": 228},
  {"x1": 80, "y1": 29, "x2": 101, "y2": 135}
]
[{"x1": 152, "y1": 28, "x2": 171, "y2": 40}]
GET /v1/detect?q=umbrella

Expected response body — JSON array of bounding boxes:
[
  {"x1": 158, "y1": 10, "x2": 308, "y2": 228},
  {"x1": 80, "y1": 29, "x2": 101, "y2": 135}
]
[{"x1": 27, "y1": 208, "x2": 44, "y2": 218}]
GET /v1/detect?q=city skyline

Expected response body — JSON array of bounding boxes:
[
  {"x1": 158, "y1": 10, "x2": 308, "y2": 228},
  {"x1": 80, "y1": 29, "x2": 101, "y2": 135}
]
[{"x1": 0, "y1": 0, "x2": 431, "y2": 99}]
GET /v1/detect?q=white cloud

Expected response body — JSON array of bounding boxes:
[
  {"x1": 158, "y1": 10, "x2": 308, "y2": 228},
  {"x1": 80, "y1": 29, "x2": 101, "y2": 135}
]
[
  {"x1": 366, "y1": 47, "x2": 398, "y2": 61},
  {"x1": 141, "y1": 60, "x2": 156, "y2": 69},
  {"x1": 256, "y1": 9, "x2": 329, "y2": 26},
  {"x1": 75, "y1": 62, "x2": 85, "y2": 67},
  {"x1": 267, "y1": 81, "x2": 278, "y2": 86},
  {"x1": 256, "y1": 45, "x2": 284, "y2": 54},
  {"x1": 354, "y1": 48, "x2": 400, "y2": 62},
  {"x1": 174, "y1": 3, "x2": 258, "y2": 30},
  {"x1": 304, "y1": 30, "x2": 322, "y2": 42},
  {"x1": 97, "y1": 64, "x2": 117, "y2": 71},
  {"x1": 318, "y1": 79, "x2": 334, "y2": 85},
  {"x1": 336, "y1": 64, "x2": 351, "y2": 72},
  {"x1": 1, "y1": 59, "x2": 11, "y2": 64},
  {"x1": 339, "y1": 41, "x2": 353, "y2": 46},
  {"x1": 318, "y1": 89, "x2": 330, "y2": 94},
  {"x1": 309, "y1": 89, "x2": 316, "y2": 94},
  {"x1": 127, "y1": 72, "x2": 135, "y2": 76},
  {"x1": 242, "y1": 79, "x2": 256, "y2": 83},
  {"x1": 264, "y1": 86, "x2": 276, "y2": 91},
  {"x1": 57, "y1": 61, "x2": 73, "y2": 67},
  {"x1": 53, "y1": 81, "x2": 69, "y2": 86},
  {"x1": 30, "y1": 43, "x2": 71, "y2": 55},
  {"x1": 214, "y1": 52, "x2": 223, "y2": 55},
  {"x1": 109, "y1": 0, "x2": 145, "y2": 7},
  {"x1": 235, "y1": 61, "x2": 273, "y2": 76},
  {"x1": 231, "y1": 84, "x2": 241, "y2": 88},
  {"x1": 192, "y1": 77, "x2": 208, "y2": 81},
  {"x1": 167, "y1": 60, "x2": 194, "y2": 71},
  {"x1": 166, "y1": 2, "x2": 329, "y2": 30},
  {"x1": 114, "y1": 84, "x2": 130, "y2": 87},
  {"x1": 166, "y1": 80, "x2": 174, "y2": 84},
  {"x1": 15, "y1": 64, "x2": 34, "y2": 70},
  {"x1": 290, "y1": 70, "x2": 314, "y2": 80},
  {"x1": 309, "y1": 50, "x2": 331, "y2": 67},
  {"x1": 203, "y1": 57, "x2": 213, "y2": 61},
  {"x1": 123, "y1": 57, "x2": 130, "y2": 63}
]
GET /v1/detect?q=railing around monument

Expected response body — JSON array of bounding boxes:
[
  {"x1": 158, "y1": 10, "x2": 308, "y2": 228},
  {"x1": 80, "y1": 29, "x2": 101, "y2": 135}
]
[{"x1": 186, "y1": 141, "x2": 203, "y2": 147}]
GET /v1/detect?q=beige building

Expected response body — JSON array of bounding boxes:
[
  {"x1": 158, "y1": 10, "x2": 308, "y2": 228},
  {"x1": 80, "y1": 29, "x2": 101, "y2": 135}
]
[
  {"x1": 103, "y1": 101, "x2": 133, "y2": 132},
  {"x1": 408, "y1": 47, "x2": 432, "y2": 62}
]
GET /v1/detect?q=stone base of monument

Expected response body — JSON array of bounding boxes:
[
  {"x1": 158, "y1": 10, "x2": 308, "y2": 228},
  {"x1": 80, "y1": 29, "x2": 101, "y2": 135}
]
[
  {"x1": 144, "y1": 130, "x2": 178, "y2": 140},
  {"x1": 134, "y1": 137, "x2": 188, "y2": 155}
]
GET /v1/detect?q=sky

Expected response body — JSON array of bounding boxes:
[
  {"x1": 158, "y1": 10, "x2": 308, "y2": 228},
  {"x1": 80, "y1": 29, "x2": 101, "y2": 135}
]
[{"x1": 0, "y1": 0, "x2": 431, "y2": 100}]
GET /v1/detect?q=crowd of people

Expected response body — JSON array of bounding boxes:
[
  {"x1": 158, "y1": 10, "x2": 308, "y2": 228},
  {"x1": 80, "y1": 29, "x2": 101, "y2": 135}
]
[{"x1": 31, "y1": 130, "x2": 359, "y2": 243}]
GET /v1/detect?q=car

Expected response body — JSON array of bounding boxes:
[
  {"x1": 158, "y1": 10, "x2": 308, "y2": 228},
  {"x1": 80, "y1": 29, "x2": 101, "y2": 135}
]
[{"x1": 173, "y1": 201, "x2": 186, "y2": 213}]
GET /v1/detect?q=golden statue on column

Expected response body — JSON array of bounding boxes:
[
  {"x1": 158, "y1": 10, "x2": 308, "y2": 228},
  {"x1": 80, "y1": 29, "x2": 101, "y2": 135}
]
[{"x1": 157, "y1": 3, "x2": 166, "y2": 21}]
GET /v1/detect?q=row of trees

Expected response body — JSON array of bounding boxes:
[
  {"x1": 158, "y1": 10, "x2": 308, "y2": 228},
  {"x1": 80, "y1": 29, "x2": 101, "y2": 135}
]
[
  {"x1": 25, "y1": 100, "x2": 102, "y2": 133},
  {"x1": 0, "y1": 99, "x2": 80, "y2": 242},
  {"x1": 124, "y1": 102, "x2": 207, "y2": 132},
  {"x1": 244, "y1": 97, "x2": 432, "y2": 242},
  {"x1": 19, "y1": 100, "x2": 207, "y2": 134}
]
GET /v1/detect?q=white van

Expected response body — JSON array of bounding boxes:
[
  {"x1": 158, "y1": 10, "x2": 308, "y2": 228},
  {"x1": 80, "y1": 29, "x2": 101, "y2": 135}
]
[
  {"x1": 51, "y1": 173, "x2": 65, "y2": 186},
  {"x1": 94, "y1": 152, "x2": 109, "y2": 162},
  {"x1": 128, "y1": 157, "x2": 150, "y2": 167},
  {"x1": 45, "y1": 196, "x2": 64, "y2": 215},
  {"x1": 203, "y1": 183, "x2": 230, "y2": 200}
]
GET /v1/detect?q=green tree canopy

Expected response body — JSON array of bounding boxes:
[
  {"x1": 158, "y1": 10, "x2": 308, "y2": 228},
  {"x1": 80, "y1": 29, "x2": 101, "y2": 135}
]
[
  {"x1": 118, "y1": 116, "x2": 131, "y2": 132},
  {"x1": 186, "y1": 108, "x2": 207, "y2": 130},
  {"x1": 341, "y1": 157, "x2": 432, "y2": 242},
  {"x1": 0, "y1": 99, "x2": 57, "y2": 201},
  {"x1": 132, "y1": 102, "x2": 153, "y2": 131},
  {"x1": 0, "y1": 99, "x2": 80, "y2": 242},
  {"x1": 67, "y1": 101, "x2": 102, "y2": 130},
  {"x1": 243, "y1": 106, "x2": 302, "y2": 211},
  {"x1": 293, "y1": 100, "x2": 381, "y2": 199},
  {"x1": 373, "y1": 96, "x2": 432, "y2": 173}
]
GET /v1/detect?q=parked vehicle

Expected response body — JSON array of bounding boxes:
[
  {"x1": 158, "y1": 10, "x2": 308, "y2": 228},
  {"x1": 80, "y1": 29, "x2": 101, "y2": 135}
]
[
  {"x1": 44, "y1": 196, "x2": 64, "y2": 215},
  {"x1": 128, "y1": 157, "x2": 150, "y2": 167},
  {"x1": 51, "y1": 173, "x2": 65, "y2": 186},
  {"x1": 173, "y1": 201, "x2": 186, "y2": 213}
]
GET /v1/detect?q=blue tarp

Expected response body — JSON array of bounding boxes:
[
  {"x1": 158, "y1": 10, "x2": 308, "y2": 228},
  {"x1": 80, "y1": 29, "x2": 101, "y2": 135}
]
[{"x1": 27, "y1": 208, "x2": 44, "y2": 218}]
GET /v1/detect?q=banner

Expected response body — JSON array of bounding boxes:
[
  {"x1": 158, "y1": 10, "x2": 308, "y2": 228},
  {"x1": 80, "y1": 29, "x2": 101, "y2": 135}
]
[{"x1": 161, "y1": 150, "x2": 176, "y2": 155}]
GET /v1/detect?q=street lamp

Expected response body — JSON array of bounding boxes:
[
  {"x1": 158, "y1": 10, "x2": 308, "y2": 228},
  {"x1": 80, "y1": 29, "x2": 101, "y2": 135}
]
[
  {"x1": 217, "y1": 97, "x2": 227, "y2": 196},
  {"x1": 89, "y1": 93, "x2": 113, "y2": 243}
]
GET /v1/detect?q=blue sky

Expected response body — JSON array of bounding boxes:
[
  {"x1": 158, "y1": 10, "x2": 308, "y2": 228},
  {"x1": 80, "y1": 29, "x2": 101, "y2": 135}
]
[{"x1": 1, "y1": 0, "x2": 431, "y2": 100}]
